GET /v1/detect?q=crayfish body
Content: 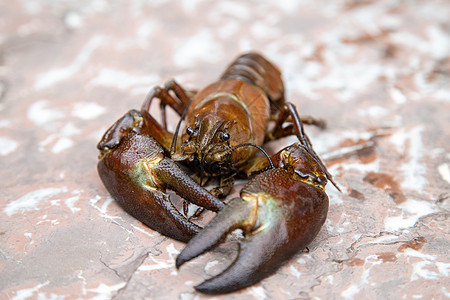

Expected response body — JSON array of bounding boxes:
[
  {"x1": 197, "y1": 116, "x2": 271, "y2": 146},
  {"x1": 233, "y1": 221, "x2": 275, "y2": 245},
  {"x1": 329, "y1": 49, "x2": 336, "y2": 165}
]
[
  {"x1": 172, "y1": 53, "x2": 285, "y2": 194},
  {"x1": 96, "y1": 52, "x2": 338, "y2": 294}
]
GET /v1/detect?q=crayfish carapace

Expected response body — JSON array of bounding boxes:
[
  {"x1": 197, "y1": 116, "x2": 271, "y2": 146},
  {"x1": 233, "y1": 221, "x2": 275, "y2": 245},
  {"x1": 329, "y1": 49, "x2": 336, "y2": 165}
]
[{"x1": 96, "y1": 53, "x2": 338, "y2": 293}]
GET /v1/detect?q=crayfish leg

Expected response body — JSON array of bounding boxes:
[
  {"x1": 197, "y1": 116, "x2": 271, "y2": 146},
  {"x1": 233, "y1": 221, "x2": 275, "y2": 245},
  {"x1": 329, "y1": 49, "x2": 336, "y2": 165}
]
[{"x1": 209, "y1": 174, "x2": 235, "y2": 198}]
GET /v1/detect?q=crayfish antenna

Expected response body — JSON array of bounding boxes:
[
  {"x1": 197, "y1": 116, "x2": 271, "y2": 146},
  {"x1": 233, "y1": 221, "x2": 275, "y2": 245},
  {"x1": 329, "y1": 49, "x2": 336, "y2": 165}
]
[
  {"x1": 329, "y1": 176, "x2": 342, "y2": 192},
  {"x1": 176, "y1": 199, "x2": 254, "y2": 268},
  {"x1": 232, "y1": 143, "x2": 275, "y2": 170}
]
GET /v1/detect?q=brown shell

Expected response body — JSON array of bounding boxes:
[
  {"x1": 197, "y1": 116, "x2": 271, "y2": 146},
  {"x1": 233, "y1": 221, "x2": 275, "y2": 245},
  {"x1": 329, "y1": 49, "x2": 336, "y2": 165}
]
[{"x1": 182, "y1": 78, "x2": 270, "y2": 167}]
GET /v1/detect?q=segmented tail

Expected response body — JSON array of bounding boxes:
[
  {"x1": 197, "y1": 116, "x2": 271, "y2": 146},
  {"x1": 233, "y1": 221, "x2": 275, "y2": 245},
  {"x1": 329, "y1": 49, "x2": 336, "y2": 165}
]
[{"x1": 221, "y1": 52, "x2": 285, "y2": 109}]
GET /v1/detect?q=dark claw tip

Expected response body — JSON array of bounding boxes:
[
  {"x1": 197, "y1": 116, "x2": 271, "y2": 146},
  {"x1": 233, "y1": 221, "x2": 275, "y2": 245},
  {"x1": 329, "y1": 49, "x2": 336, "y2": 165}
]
[
  {"x1": 194, "y1": 282, "x2": 223, "y2": 295},
  {"x1": 194, "y1": 279, "x2": 242, "y2": 295},
  {"x1": 175, "y1": 256, "x2": 185, "y2": 269}
]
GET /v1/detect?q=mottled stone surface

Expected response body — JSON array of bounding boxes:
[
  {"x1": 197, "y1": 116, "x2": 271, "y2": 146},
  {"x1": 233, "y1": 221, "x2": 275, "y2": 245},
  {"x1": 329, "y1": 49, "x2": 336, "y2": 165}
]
[{"x1": 1, "y1": 1, "x2": 449, "y2": 299}]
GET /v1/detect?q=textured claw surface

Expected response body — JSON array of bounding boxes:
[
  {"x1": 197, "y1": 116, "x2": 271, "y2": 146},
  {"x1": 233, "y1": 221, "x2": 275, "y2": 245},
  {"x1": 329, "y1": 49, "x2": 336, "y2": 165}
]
[
  {"x1": 177, "y1": 166, "x2": 329, "y2": 294},
  {"x1": 98, "y1": 134, "x2": 195, "y2": 242}
]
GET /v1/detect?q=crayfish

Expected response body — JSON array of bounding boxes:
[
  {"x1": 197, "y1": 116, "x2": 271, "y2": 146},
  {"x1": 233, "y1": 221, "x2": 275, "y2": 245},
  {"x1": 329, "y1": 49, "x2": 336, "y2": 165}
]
[{"x1": 96, "y1": 53, "x2": 338, "y2": 294}]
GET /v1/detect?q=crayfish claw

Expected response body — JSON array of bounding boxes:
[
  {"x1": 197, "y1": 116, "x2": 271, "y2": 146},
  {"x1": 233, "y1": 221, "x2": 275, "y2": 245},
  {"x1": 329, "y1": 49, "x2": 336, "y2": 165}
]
[
  {"x1": 179, "y1": 189, "x2": 292, "y2": 294},
  {"x1": 97, "y1": 110, "x2": 224, "y2": 243},
  {"x1": 177, "y1": 163, "x2": 329, "y2": 294},
  {"x1": 176, "y1": 189, "x2": 292, "y2": 294}
]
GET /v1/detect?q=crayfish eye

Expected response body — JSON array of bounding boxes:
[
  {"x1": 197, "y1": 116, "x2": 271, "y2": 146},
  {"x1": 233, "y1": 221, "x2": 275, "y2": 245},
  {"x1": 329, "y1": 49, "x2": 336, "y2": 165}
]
[
  {"x1": 186, "y1": 127, "x2": 194, "y2": 135},
  {"x1": 222, "y1": 132, "x2": 230, "y2": 141}
]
